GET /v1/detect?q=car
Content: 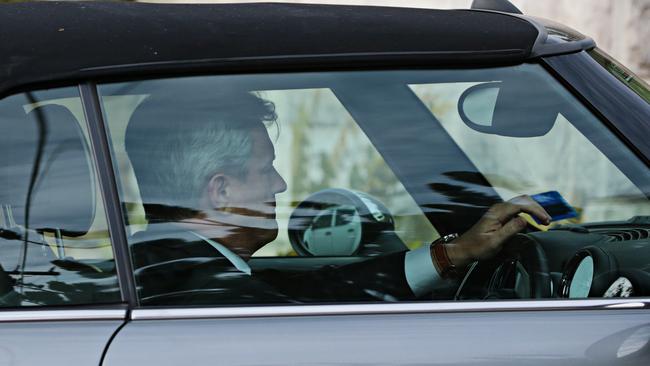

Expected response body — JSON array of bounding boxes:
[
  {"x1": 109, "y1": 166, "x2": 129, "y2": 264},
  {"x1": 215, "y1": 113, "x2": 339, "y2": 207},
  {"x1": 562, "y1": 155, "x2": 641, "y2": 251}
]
[
  {"x1": 301, "y1": 202, "x2": 363, "y2": 256},
  {"x1": 0, "y1": 0, "x2": 649, "y2": 365}
]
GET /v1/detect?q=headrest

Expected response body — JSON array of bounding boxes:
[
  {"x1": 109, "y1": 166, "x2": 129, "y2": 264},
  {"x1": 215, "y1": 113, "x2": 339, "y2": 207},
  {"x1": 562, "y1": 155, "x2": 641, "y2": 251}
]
[{"x1": 0, "y1": 104, "x2": 95, "y2": 236}]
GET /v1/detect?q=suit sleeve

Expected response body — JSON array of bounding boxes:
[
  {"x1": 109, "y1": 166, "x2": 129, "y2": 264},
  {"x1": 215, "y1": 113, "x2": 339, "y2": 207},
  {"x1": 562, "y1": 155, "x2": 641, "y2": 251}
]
[{"x1": 256, "y1": 251, "x2": 418, "y2": 302}]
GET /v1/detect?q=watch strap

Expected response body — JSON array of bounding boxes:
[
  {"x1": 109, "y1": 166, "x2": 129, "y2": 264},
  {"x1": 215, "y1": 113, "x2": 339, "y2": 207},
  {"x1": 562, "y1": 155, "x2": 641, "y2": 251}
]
[{"x1": 430, "y1": 233, "x2": 463, "y2": 279}]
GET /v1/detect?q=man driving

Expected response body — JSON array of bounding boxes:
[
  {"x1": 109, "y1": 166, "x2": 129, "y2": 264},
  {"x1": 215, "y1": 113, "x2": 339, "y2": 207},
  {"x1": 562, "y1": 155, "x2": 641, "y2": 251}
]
[{"x1": 125, "y1": 89, "x2": 550, "y2": 305}]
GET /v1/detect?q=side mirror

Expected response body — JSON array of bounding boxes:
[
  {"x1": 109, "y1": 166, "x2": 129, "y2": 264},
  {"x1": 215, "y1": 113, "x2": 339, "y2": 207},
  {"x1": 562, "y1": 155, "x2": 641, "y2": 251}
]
[
  {"x1": 458, "y1": 74, "x2": 560, "y2": 137},
  {"x1": 289, "y1": 189, "x2": 406, "y2": 256}
]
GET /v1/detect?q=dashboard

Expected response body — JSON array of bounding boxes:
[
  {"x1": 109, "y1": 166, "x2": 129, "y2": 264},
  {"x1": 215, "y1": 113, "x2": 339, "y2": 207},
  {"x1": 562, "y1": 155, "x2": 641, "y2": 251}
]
[{"x1": 456, "y1": 216, "x2": 650, "y2": 300}]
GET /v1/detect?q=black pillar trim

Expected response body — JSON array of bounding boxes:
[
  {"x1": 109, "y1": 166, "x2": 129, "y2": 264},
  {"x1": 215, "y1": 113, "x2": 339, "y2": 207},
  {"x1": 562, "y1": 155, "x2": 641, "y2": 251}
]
[{"x1": 79, "y1": 82, "x2": 138, "y2": 308}]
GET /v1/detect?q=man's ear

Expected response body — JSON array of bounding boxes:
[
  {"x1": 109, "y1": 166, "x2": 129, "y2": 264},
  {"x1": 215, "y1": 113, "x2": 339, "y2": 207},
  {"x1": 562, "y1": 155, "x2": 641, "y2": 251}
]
[{"x1": 206, "y1": 173, "x2": 230, "y2": 208}]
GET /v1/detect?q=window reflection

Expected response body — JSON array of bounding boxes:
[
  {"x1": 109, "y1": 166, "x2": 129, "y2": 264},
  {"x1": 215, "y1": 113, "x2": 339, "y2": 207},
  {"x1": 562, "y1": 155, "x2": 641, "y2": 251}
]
[{"x1": 0, "y1": 88, "x2": 120, "y2": 307}]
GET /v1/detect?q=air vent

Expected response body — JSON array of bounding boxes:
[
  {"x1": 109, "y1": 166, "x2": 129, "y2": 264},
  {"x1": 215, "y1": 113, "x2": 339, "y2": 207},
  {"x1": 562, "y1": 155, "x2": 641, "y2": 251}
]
[{"x1": 592, "y1": 228, "x2": 650, "y2": 242}]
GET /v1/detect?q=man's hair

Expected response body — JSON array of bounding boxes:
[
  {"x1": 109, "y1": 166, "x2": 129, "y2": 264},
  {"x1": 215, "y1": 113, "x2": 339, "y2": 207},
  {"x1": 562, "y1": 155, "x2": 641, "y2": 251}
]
[{"x1": 125, "y1": 90, "x2": 276, "y2": 220}]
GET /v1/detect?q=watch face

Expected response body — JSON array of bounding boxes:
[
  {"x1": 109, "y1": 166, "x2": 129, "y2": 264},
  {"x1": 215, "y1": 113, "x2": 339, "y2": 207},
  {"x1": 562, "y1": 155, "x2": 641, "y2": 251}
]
[{"x1": 439, "y1": 233, "x2": 459, "y2": 243}]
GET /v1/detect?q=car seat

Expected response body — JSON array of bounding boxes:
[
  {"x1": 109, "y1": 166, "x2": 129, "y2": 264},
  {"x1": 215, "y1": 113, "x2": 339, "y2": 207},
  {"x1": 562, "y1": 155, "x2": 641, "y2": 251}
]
[{"x1": 0, "y1": 102, "x2": 110, "y2": 304}]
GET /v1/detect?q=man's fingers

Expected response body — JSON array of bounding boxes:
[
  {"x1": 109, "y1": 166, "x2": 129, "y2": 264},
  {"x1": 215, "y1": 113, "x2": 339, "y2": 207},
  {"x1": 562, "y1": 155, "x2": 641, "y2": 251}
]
[
  {"x1": 510, "y1": 195, "x2": 550, "y2": 221},
  {"x1": 462, "y1": 196, "x2": 552, "y2": 261},
  {"x1": 493, "y1": 215, "x2": 528, "y2": 244},
  {"x1": 490, "y1": 196, "x2": 551, "y2": 225}
]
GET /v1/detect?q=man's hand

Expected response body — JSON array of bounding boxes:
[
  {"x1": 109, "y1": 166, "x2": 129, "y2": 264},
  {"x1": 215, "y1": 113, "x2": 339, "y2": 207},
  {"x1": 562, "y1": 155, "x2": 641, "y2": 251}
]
[{"x1": 444, "y1": 195, "x2": 551, "y2": 268}]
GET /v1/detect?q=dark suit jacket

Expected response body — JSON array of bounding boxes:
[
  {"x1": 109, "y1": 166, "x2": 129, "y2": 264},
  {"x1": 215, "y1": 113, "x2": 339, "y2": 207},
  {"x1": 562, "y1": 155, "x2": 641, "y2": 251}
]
[{"x1": 130, "y1": 229, "x2": 417, "y2": 306}]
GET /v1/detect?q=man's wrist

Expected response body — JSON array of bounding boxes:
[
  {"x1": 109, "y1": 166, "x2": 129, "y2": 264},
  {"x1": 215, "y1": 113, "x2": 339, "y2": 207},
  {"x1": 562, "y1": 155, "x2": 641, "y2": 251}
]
[
  {"x1": 444, "y1": 240, "x2": 471, "y2": 268},
  {"x1": 430, "y1": 234, "x2": 467, "y2": 279}
]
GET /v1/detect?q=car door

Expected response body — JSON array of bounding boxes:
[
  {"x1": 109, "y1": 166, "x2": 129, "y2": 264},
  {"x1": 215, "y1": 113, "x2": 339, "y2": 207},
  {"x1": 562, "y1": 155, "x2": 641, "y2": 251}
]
[
  {"x1": 0, "y1": 86, "x2": 127, "y2": 365},
  {"x1": 98, "y1": 63, "x2": 649, "y2": 365}
]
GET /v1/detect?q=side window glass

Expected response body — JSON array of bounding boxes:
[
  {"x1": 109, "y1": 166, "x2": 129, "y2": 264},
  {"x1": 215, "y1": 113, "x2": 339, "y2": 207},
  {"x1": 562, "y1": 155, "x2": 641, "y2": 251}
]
[
  {"x1": 0, "y1": 88, "x2": 120, "y2": 307},
  {"x1": 409, "y1": 68, "x2": 650, "y2": 223},
  {"x1": 99, "y1": 68, "x2": 649, "y2": 307},
  {"x1": 101, "y1": 79, "x2": 438, "y2": 306}
]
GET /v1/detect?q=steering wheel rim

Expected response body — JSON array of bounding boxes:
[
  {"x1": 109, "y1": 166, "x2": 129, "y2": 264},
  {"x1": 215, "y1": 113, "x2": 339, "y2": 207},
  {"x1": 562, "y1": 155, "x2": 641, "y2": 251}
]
[{"x1": 455, "y1": 233, "x2": 552, "y2": 300}]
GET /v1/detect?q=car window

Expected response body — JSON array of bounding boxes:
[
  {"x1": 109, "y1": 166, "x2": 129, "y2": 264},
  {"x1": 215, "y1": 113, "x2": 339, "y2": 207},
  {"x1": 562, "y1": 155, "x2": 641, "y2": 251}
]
[
  {"x1": 410, "y1": 75, "x2": 649, "y2": 223},
  {"x1": 336, "y1": 209, "x2": 355, "y2": 226},
  {"x1": 0, "y1": 87, "x2": 121, "y2": 307},
  {"x1": 313, "y1": 213, "x2": 333, "y2": 230},
  {"x1": 98, "y1": 67, "x2": 649, "y2": 307}
]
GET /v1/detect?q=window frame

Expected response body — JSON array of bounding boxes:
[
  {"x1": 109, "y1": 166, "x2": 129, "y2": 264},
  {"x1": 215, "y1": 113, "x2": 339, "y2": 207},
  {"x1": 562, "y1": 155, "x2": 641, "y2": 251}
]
[
  {"x1": 91, "y1": 65, "x2": 650, "y2": 312},
  {"x1": 542, "y1": 52, "x2": 650, "y2": 168},
  {"x1": 2, "y1": 57, "x2": 644, "y2": 318},
  {"x1": 79, "y1": 83, "x2": 137, "y2": 308}
]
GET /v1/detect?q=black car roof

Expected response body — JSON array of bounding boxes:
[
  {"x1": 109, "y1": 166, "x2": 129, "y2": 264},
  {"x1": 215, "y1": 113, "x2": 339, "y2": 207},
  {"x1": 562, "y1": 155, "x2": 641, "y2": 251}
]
[{"x1": 1, "y1": 2, "x2": 542, "y2": 93}]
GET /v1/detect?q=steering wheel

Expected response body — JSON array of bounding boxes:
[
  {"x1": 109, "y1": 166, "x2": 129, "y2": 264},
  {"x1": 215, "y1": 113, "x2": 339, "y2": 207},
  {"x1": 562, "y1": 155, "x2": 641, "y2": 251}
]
[{"x1": 455, "y1": 233, "x2": 552, "y2": 300}]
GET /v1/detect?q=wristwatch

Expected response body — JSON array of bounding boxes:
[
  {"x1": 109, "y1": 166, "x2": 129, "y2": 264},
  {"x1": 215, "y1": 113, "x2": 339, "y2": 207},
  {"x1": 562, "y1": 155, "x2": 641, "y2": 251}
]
[{"x1": 430, "y1": 233, "x2": 463, "y2": 279}]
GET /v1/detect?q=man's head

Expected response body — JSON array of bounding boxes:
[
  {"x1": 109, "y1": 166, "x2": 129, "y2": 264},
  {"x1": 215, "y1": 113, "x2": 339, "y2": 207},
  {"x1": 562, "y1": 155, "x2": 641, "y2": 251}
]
[{"x1": 125, "y1": 89, "x2": 287, "y2": 257}]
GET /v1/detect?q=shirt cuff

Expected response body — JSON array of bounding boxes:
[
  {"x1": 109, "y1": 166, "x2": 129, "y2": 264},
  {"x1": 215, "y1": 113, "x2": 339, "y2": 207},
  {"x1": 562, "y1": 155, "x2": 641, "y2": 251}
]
[{"x1": 404, "y1": 244, "x2": 441, "y2": 297}]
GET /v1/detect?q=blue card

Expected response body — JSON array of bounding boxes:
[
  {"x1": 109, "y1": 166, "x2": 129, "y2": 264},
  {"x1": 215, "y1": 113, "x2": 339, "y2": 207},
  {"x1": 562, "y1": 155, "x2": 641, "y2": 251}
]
[{"x1": 531, "y1": 191, "x2": 578, "y2": 224}]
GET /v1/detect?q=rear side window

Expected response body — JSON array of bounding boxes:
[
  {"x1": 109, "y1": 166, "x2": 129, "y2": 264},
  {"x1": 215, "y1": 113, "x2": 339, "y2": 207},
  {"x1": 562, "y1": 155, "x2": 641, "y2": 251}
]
[{"x1": 0, "y1": 87, "x2": 120, "y2": 307}]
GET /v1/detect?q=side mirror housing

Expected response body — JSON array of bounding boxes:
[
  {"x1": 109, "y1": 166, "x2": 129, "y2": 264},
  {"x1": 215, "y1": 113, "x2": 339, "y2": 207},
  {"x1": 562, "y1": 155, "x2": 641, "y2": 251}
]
[{"x1": 458, "y1": 73, "x2": 560, "y2": 137}]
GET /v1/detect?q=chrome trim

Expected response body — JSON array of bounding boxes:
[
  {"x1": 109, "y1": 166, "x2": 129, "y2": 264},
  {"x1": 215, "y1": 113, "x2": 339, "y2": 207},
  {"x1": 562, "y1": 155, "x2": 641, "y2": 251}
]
[
  {"x1": 0, "y1": 309, "x2": 127, "y2": 323},
  {"x1": 604, "y1": 302, "x2": 647, "y2": 309},
  {"x1": 132, "y1": 298, "x2": 650, "y2": 321}
]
